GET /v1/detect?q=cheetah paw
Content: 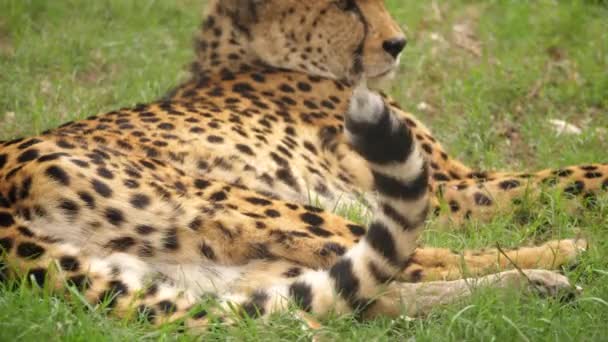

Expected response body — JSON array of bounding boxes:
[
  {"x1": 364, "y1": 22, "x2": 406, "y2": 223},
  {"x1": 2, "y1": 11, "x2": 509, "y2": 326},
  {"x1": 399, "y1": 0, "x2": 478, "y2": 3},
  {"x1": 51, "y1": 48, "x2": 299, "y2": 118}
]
[{"x1": 543, "y1": 238, "x2": 588, "y2": 271}]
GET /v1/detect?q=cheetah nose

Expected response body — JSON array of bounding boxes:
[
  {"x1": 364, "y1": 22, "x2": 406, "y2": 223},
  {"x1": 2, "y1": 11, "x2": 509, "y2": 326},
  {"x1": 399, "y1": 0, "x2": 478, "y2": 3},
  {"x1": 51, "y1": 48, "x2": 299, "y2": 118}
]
[{"x1": 382, "y1": 38, "x2": 407, "y2": 58}]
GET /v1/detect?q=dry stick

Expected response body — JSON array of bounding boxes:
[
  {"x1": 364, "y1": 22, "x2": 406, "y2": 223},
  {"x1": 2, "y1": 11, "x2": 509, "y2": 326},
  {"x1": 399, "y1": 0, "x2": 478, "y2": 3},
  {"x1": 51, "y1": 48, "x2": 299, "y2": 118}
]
[{"x1": 495, "y1": 242, "x2": 543, "y2": 292}]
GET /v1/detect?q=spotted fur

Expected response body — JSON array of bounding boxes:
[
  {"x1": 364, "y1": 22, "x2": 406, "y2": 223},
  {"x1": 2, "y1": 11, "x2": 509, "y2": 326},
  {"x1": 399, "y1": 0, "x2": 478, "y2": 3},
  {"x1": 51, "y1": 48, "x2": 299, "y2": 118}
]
[{"x1": 0, "y1": 0, "x2": 599, "y2": 329}]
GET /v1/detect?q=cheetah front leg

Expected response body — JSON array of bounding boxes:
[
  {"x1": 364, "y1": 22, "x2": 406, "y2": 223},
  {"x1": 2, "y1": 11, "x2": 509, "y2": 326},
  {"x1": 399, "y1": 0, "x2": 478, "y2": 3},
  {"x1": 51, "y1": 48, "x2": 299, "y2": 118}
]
[{"x1": 367, "y1": 269, "x2": 579, "y2": 319}]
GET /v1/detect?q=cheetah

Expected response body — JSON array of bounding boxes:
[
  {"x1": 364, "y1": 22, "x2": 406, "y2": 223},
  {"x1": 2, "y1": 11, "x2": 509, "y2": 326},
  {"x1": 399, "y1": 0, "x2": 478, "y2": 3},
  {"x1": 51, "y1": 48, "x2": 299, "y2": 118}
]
[{"x1": 0, "y1": 0, "x2": 602, "y2": 329}]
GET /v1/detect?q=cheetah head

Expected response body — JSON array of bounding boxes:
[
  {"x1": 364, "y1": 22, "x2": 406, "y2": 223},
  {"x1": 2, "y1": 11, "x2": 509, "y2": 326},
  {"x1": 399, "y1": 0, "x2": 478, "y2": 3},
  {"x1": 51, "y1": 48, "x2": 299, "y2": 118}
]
[{"x1": 206, "y1": 0, "x2": 406, "y2": 84}]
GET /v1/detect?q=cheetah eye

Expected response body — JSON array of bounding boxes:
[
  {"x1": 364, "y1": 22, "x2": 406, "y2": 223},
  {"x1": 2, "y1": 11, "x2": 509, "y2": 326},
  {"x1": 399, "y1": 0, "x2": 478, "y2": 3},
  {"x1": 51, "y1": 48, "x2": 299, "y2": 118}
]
[{"x1": 335, "y1": 0, "x2": 357, "y2": 11}]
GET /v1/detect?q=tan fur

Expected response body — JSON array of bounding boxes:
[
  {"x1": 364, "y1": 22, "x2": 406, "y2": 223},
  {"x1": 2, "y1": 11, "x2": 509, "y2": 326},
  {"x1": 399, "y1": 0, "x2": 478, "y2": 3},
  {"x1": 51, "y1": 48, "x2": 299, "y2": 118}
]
[{"x1": 0, "y1": 0, "x2": 602, "y2": 329}]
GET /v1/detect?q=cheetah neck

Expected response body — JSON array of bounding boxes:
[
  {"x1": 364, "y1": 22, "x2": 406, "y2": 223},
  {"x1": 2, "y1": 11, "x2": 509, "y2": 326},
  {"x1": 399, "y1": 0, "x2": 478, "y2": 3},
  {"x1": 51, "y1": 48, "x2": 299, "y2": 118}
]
[{"x1": 190, "y1": 7, "x2": 271, "y2": 78}]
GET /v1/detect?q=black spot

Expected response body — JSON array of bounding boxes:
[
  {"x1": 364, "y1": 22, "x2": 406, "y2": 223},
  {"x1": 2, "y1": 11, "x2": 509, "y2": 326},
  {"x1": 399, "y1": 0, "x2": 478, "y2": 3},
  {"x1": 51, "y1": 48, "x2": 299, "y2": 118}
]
[
  {"x1": 0, "y1": 194, "x2": 9, "y2": 208},
  {"x1": 245, "y1": 197, "x2": 272, "y2": 206},
  {"x1": 157, "y1": 123, "x2": 175, "y2": 130},
  {"x1": 27, "y1": 268, "x2": 47, "y2": 287},
  {"x1": 303, "y1": 205, "x2": 323, "y2": 213},
  {"x1": 157, "y1": 300, "x2": 177, "y2": 314},
  {"x1": 3, "y1": 138, "x2": 25, "y2": 147},
  {"x1": 279, "y1": 83, "x2": 295, "y2": 93},
  {"x1": 473, "y1": 193, "x2": 493, "y2": 206},
  {"x1": 242, "y1": 290, "x2": 269, "y2": 318},
  {"x1": 366, "y1": 221, "x2": 399, "y2": 266},
  {"x1": 433, "y1": 173, "x2": 450, "y2": 182},
  {"x1": 17, "y1": 149, "x2": 39, "y2": 163},
  {"x1": 255, "y1": 221, "x2": 266, "y2": 229},
  {"x1": 0, "y1": 154, "x2": 6, "y2": 169},
  {"x1": 297, "y1": 82, "x2": 312, "y2": 92},
  {"x1": 449, "y1": 200, "x2": 460, "y2": 213},
  {"x1": 583, "y1": 192, "x2": 598, "y2": 209},
  {"x1": 233, "y1": 82, "x2": 255, "y2": 93},
  {"x1": 8, "y1": 185, "x2": 17, "y2": 203},
  {"x1": 17, "y1": 139, "x2": 42, "y2": 150},
  {"x1": 92, "y1": 179, "x2": 112, "y2": 198},
  {"x1": 251, "y1": 73, "x2": 266, "y2": 83},
  {"x1": 17, "y1": 226, "x2": 34, "y2": 237},
  {"x1": 347, "y1": 224, "x2": 366, "y2": 236},
  {"x1": 564, "y1": 181, "x2": 585, "y2": 196},
  {"x1": 584, "y1": 171, "x2": 603, "y2": 179},
  {"x1": 283, "y1": 267, "x2": 302, "y2": 278},
  {"x1": 140, "y1": 160, "x2": 156, "y2": 170},
  {"x1": 67, "y1": 274, "x2": 91, "y2": 290},
  {"x1": 209, "y1": 191, "x2": 227, "y2": 202},
  {"x1": 124, "y1": 180, "x2": 139, "y2": 189},
  {"x1": 136, "y1": 224, "x2": 156, "y2": 235},
  {"x1": 276, "y1": 168, "x2": 300, "y2": 191},
  {"x1": 580, "y1": 165, "x2": 598, "y2": 171},
  {"x1": 270, "y1": 152, "x2": 288, "y2": 167},
  {"x1": 321, "y1": 100, "x2": 335, "y2": 110},
  {"x1": 97, "y1": 167, "x2": 114, "y2": 179},
  {"x1": 188, "y1": 217, "x2": 202, "y2": 231},
  {"x1": 289, "y1": 281, "x2": 313, "y2": 312},
  {"x1": 541, "y1": 177, "x2": 559, "y2": 187},
  {"x1": 98, "y1": 280, "x2": 129, "y2": 308},
  {"x1": 321, "y1": 242, "x2": 346, "y2": 256},
  {"x1": 421, "y1": 143, "x2": 433, "y2": 154},
  {"x1": 499, "y1": 179, "x2": 521, "y2": 190},
  {"x1": 20, "y1": 177, "x2": 32, "y2": 199},
  {"x1": 194, "y1": 179, "x2": 211, "y2": 189},
  {"x1": 236, "y1": 144, "x2": 255, "y2": 156},
  {"x1": 130, "y1": 194, "x2": 151, "y2": 209},
  {"x1": 199, "y1": 242, "x2": 216, "y2": 260},
  {"x1": 307, "y1": 226, "x2": 333, "y2": 237},
  {"x1": 602, "y1": 178, "x2": 608, "y2": 190},
  {"x1": 300, "y1": 212, "x2": 324, "y2": 226},
  {"x1": 5, "y1": 165, "x2": 24, "y2": 180},
  {"x1": 247, "y1": 243, "x2": 275, "y2": 259},
  {"x1": 106, "y1": 237, "x2": 136, "y2": 251},
  {"x1": 45, "y1": 166, "x2": 70, "y2": 186},
  {"x1": 16, "y1": 242, "x2": 45, "y2": 259},
  {"x1": 140, "y1": 283, "x2": 158, "y2": 300},
  {"x1": 0, "y1": 261, "x2": 6, "y2": 283},
  {"x1": 105, "y1": 207, "x2": 125, "y2": 226},
  {"x1": 0, "y1": 212, "x2": 15, "y2": 227},
  {"x1": 409, "y1": 269, "x2": 423, "y2": 282},
  {"x1": 553, "y1": 169, "x2": 573, "y2": 177},
  {"x1": 285, "y1": 203, "x2": 299, "y2": 210},
  {"x1": 0, "y1": 237, "x2": 13, "y2": 252},
  {"x1": 59, "y1": 256, "x2": 80, "y2": 272},
  {"x1": 137, "y1": 305, "x2": 157, "y2": 324},
  {"x1": 191, "y1": 307, "x2": 208, "y2": 320},
  {"x1": 163, "y1": 228, "x2": 179, "y2": 250},
  {"x1": 138, "y1": 242, "x2": 155, "y2": 258},
  {"x1": 56, "y1": 140, "x2": 76, "y2": 149},
  {"x1": 78, "y1": 191, "x2": 96, "y2": 209},
  {"x1": 207, "y1": 135, "x2": 224, "y2": 143},
  {"x1": 264, "y1": 209, "x2": 281, "y2": 218},
  {"x1": 58, "y1": 199, "x2": 80, "y2": 220}
]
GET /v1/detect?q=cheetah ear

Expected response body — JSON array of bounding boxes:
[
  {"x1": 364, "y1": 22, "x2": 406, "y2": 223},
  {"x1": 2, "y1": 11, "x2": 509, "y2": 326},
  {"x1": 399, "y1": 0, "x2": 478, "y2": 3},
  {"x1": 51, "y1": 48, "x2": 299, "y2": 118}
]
[{"x1": 220, "y1": 0, "x2": 266, "y2": 26}]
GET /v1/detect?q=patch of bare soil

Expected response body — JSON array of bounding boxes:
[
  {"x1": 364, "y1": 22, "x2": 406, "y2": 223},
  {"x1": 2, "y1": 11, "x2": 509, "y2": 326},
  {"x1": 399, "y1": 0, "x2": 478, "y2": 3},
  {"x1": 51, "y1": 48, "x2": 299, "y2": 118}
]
[
  {"x1": 75, "y1": 49, "x2": 120, "y2": 85},
  {"x1": 0, "y1": 20, "x2": 14, "y2": 57}
]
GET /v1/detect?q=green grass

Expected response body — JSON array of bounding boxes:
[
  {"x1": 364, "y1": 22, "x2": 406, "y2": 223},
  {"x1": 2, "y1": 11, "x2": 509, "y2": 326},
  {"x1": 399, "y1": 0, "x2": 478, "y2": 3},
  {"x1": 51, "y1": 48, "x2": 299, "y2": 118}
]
[{"x1": 1, "y1": 0, "x2": 607, "y2": 340}]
